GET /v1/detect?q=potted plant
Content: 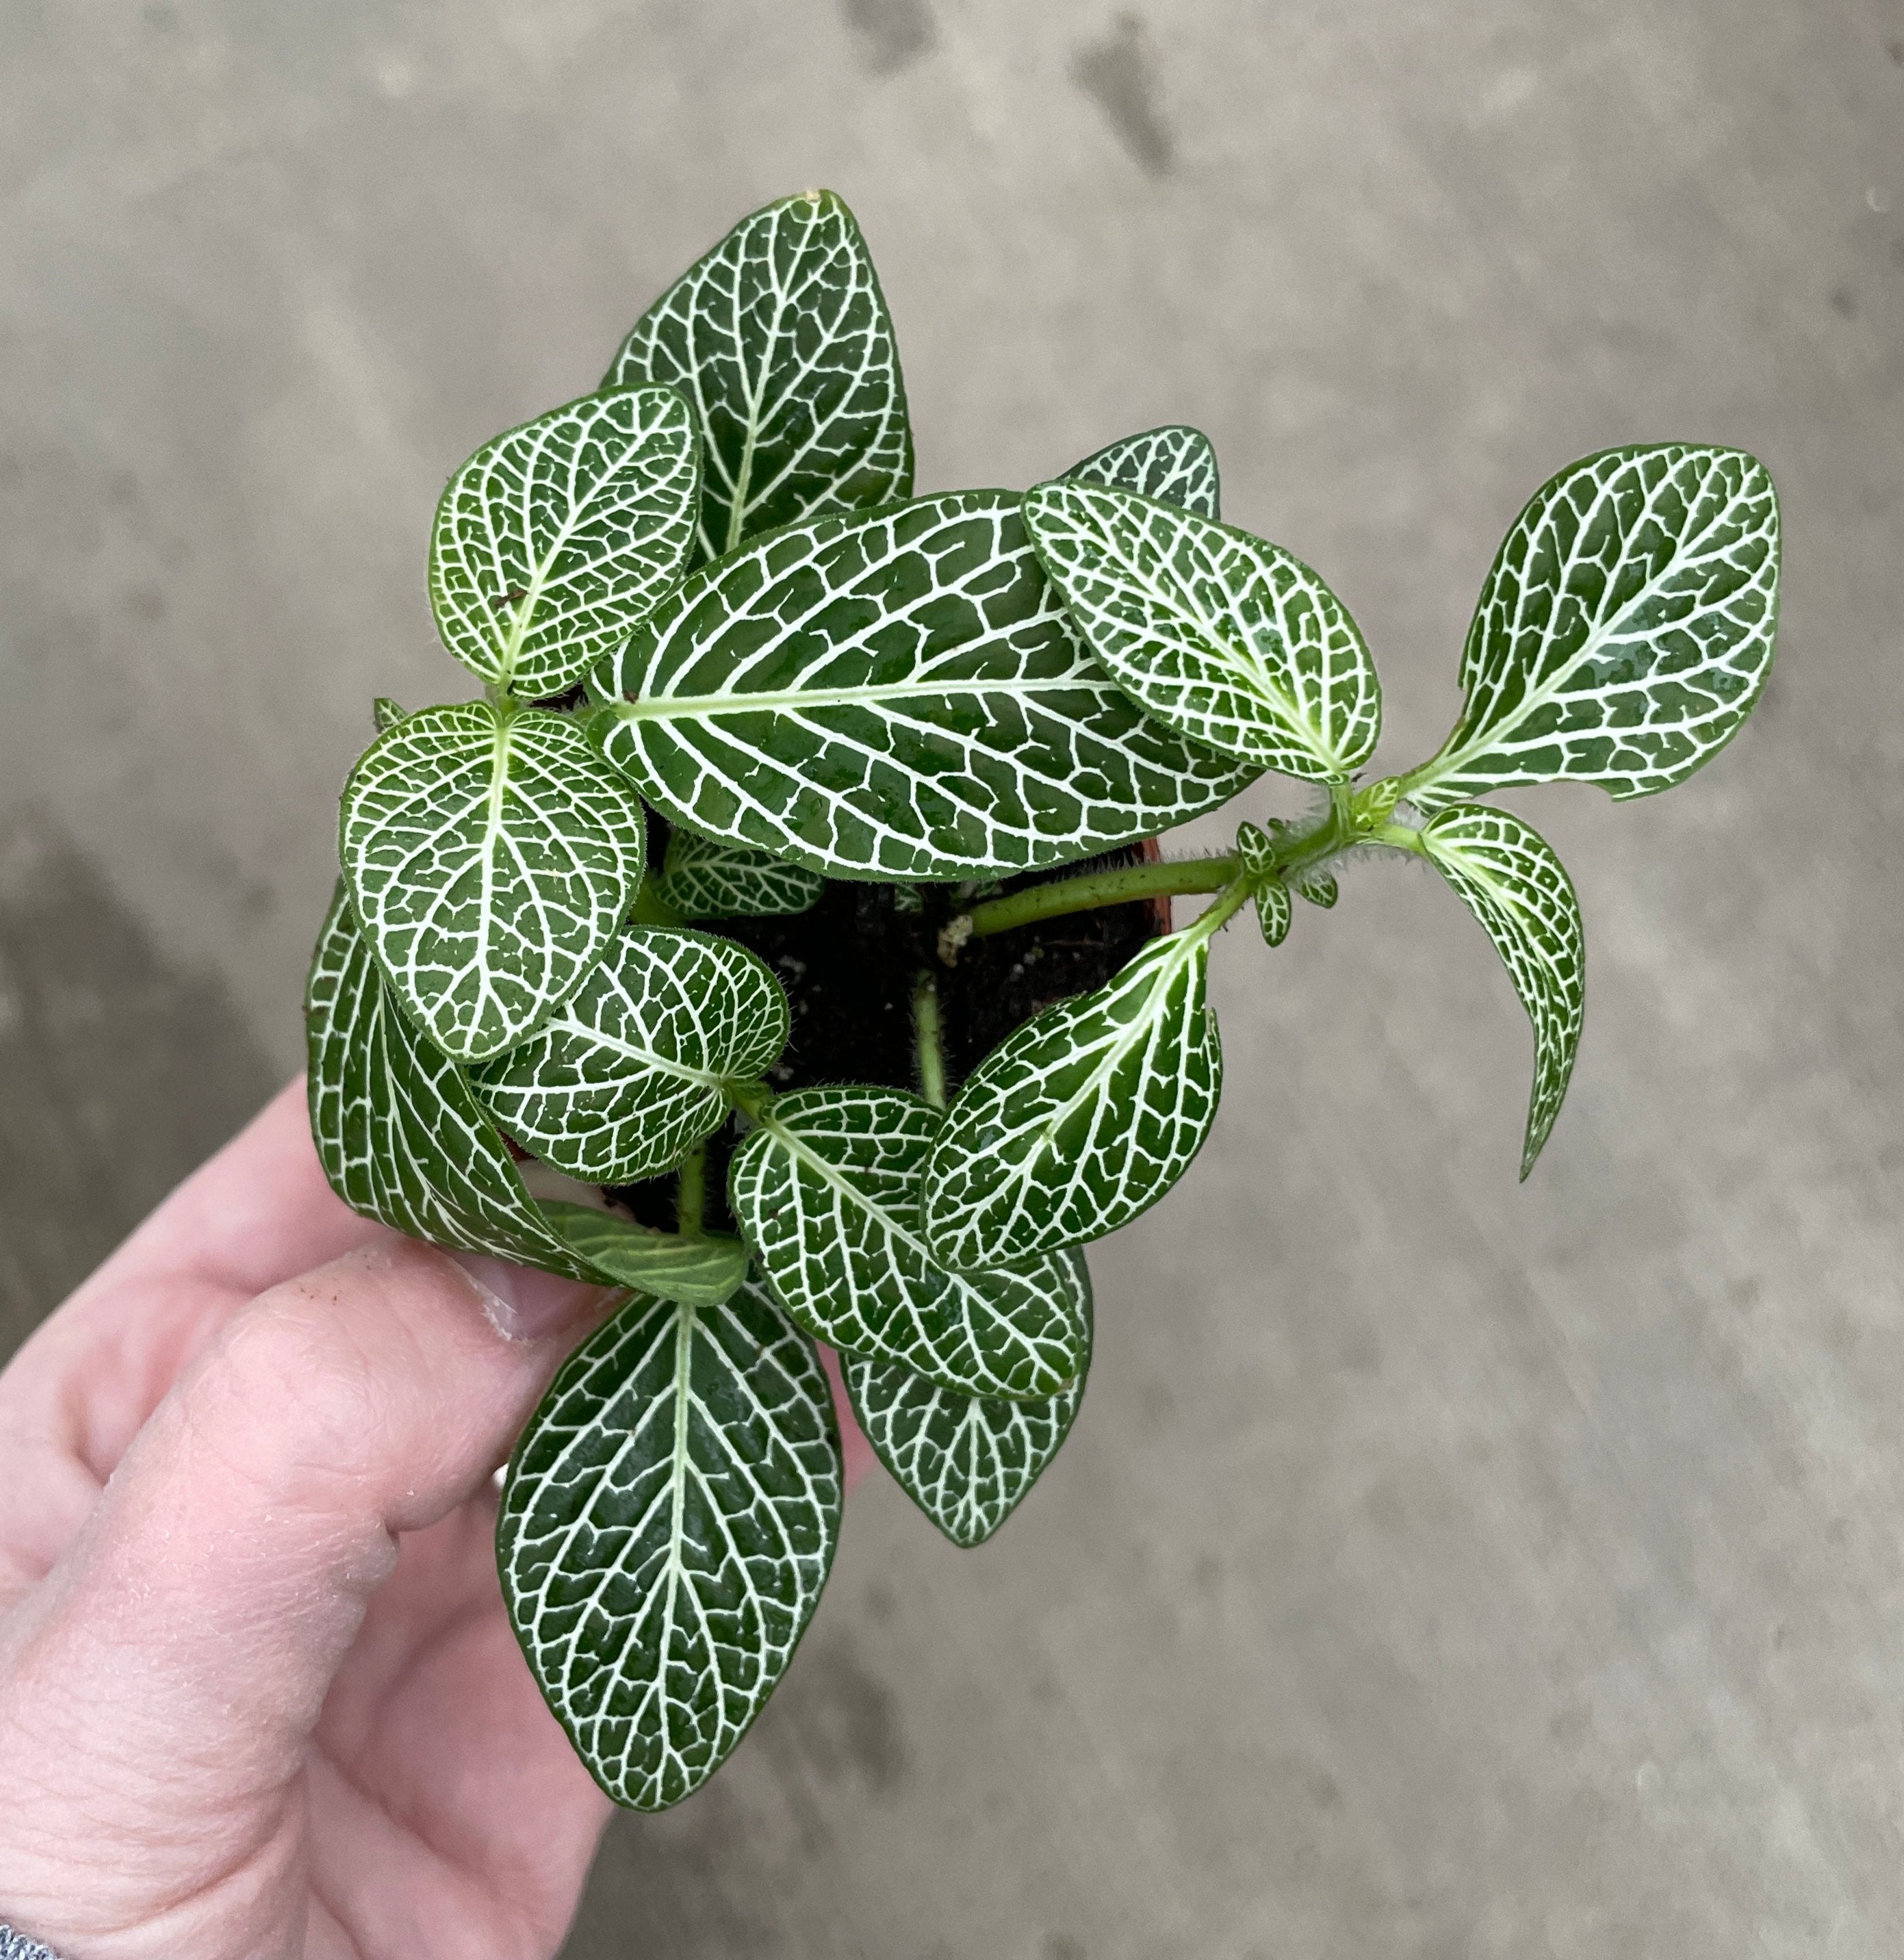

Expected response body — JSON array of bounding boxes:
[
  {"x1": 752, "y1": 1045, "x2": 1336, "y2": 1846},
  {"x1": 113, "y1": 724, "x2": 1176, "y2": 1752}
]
[{"x1": 306, "y1": 189, "x2": 1781, "y2": 1811}]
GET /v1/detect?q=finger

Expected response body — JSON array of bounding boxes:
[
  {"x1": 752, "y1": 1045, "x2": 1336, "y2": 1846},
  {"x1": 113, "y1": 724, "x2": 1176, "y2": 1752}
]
[
  {"x1": 0, "y1": 1238, "x2": 615, "y2": 1944},
  {"x1": 307, "y1": 1499, "x2": 612, "y2": 1948},
  {"x1": 0, "y1": 1078, "x2": 375, "y2": 1482}
]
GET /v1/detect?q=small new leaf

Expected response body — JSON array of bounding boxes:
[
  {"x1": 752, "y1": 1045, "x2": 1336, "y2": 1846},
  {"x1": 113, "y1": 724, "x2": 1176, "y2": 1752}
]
[
  {"x1": 1023, "y1": 480, "x2": 1381, "y2": 778},
  {"x1": 472, "y1": 927, "x2": 787, "y2": 1185},
  {"x1": 304, "y1": 886, "x2": 605, "y2": 1280},
  {"x1": 538, "y1": 1203, "x2": 751, "y2": 1307},
  {"x1": 372, "y1": 697, "x2": 407, "y2": 732},
  {"x1": 1294, "y1": 868, "x2": 1338, "y2": 908},
  {"x1": 429, "y1": 387, "x2": 699, "y2": 697},
  {"x1": 843, "y1": 1251, "x2": 1092, "y2": 1548},
  {"x1": 1064, "y1": 425, "x2": 1220, "y2": 519},
  {"x1": 1420, "y1": 803, "x2": 1585, "y2": 1178},
  {"x1": 923, "y1": 927, "x2": 1223, "y2": 1269},
  {"x1": 597, "y1": 491, "x2": 1258, "y2": 880},
  {"x1": 729, "y1": 1085, "x2": 1089, "y2": 1400},
  {"x1": 1235, "y1": 821, "x2": 1290, "y2": 944},
  {"x1": 605, "y1": 190, "x2": 912, "y2": 564},
  {"x1": 657, "y1": 830, "x2": 825, "y2": 920},
  {"x1": 1406, "y1": 445, "x2": 1780, "y2": 812},
  {"x1": 340, "y1": 701, "x2": 647, "y2": 1063},
  {"x1": 500, "y1": 1281, "x2": 842, "y2": 1811}
]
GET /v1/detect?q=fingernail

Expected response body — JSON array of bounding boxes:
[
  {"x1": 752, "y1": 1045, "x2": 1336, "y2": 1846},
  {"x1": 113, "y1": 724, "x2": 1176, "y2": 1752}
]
[{"x1": 450, "y1": 1252, "x2": 613, "y2": 1343}]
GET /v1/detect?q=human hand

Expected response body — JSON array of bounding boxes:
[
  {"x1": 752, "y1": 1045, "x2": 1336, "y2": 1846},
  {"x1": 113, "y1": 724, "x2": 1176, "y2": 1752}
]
[{"x1": 0, "y1": 1079, "x2": 871, "y2": 1959}]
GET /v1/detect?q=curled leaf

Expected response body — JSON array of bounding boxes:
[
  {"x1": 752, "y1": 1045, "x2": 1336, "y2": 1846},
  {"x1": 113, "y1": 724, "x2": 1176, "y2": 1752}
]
[{"x1": 1420, "y1": 803, "x2": 1585, "y2": 1176}]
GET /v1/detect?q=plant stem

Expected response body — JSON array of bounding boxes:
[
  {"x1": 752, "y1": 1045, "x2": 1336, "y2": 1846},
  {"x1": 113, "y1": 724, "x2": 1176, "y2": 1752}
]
[
  {"x1": 965, "y1": 855, "x2": 1237, "y2": 939},
  {"x1": 912, "y1": 972, "x2": 949, "y2": 1109},
  {"x1": 960, "y1": 784, "x2": 1433, "y2": 942},
  {"x1": 675, "y1": 1142, "x2": 706, "y2": 1238}
]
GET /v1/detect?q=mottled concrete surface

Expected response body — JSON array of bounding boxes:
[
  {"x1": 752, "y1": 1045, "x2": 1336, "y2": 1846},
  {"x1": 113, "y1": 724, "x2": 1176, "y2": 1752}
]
[{"x1": 3, "y1": 2, "x2": 1902, "y2": 1954}]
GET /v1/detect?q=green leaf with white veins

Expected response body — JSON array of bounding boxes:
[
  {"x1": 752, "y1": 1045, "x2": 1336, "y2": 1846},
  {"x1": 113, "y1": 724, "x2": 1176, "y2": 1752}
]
[
  {"x1": 595, "y1": 491, "x2": 1259, "y2": 881},
  {"x1": 1404, "y1": 445, "x2": 1780, "y2": 812},
  {"x1": 500, "y1": 1280, "x2": 841, "y2": 1811},
  {"x1": 843, "y1": 1251, "x2": 1092, "y2": 1548},
  {"x1": 1065, "y1": 424, "x2": 1220, "y2": 519},
  {"x1": 657, "y1": 830, "x2": 825, "y2": 920},
  {"x1": 471, "y1": 927, "x2": 787, "y2": 1185},
  {"x1": 730, "y1": 1085, "x2": 1089, "y2": 1400},
  {"x1": 1024, "y1": 480, "x2": 1380, "y2": 777},
  {"x1": 340, "y1": 701, "x2": 646, "y2": 1064},
  {"x1": 923, "y1": 923, "x2": 1224, "y2": 1270},
  {"x1": 304, "y1": 885, "x2": 608, "y2": 1281},
  {"x1": 605, "y1": 190, "x2": 912, "y2": 565},
  {"x1": 429, "y1": 386, "x2": 699, "y2": 697},
  {"x1": 1419, "y1": 803, "x2": 1585, "y2": 1178},
  {"x1": 538, "y1": 1204, "x2": 751, "y2": 1308}
]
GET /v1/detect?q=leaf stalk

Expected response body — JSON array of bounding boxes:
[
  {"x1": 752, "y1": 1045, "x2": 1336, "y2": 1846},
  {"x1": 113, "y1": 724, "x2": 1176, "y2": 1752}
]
[
  {"x1": 912, "y1": 972, "x2": 949, "y2": 1110},
  {"x1": 965, "y1": 854, "x2": 1237, "y2": 939},
  {"x1": 675, "y1": 1142, "x2": 707, "y2": 1238}
]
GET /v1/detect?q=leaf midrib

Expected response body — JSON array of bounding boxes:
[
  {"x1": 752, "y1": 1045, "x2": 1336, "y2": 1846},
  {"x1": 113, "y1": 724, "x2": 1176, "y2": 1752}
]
[{"x1": 612, "y1": 673, "x2": 1127, "y2": 723}]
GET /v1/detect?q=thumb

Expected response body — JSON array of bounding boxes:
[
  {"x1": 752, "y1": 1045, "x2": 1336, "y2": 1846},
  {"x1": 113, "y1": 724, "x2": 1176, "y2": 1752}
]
[{"x1": 0, "y1": 1237, "x2": 611, "y2": 1921}]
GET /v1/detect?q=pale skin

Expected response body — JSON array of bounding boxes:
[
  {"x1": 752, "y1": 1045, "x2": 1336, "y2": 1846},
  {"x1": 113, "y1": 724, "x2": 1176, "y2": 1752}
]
[{"x1": 0, "y1": 1080, "x2": 873, "y2": 1959}]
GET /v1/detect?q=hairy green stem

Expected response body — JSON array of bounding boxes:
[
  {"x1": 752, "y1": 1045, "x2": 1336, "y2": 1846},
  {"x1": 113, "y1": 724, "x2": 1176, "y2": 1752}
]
[
  {"x1": 1193, "y1": 873, "x2": 1257, "y2": 939},
  {"x1": 675, "y1": 1142, "x2": 707, "y2": 1238},
  {"x1": 960, "y1": 785, "x2": 1426, "y2": 942},
  {"x1": 965, "y1": 855, "x2": 1237, "y2": 939},
  {"x1": 912, "y1": 972, "x2": 949, "y2": 1109}
]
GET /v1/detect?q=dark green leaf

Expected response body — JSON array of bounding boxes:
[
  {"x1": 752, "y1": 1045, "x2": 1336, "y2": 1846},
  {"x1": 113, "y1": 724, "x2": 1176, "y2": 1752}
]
[
  {"x1": 339, "y1": 700, "x2": 646, "y2": 1063},
  {"x1": 429, "y1": 387, "x2": 699, "y2": 697},
  {"x1": 1406, "y1": 446, "x2": 1780, "y2": 811},
  {"x1": 595, "y1": 491, "x2": 1258, "y2": 880},
  {"x1": 303, "y1": 884, "x2": 606, "y2": 1279},
  {"x1": 923, "y1": 925, "x2": 1223, "y2": 1269},
  {"x1": 842, "y1": 1250, "x2": 1092, "y2": 1547},
  {"x1": 656, "y1": 830, "x2": 825, "y2": 919},
  {"x1": 1420, "y1": 803, "x2": 1585, "y2": 1178},
  {"x1": 500, "y1": 1280, "x2": 841, "y2": 1811},
  {"x1": 1025, "y1": 479, "x2": 1381, "y2": 777},
  {"x1": 470, "y1": 927, "x2": 786, "y2": 1185},
  {"x1": 605, "y1": 190, "x2": 912, "y2": 564},
  {"x1": 1064, "y1": 424, "x2": 1220, "y2": 519},
  {"x1": 1235, "y1": 820, "x2": 1290, "y2": 944},
  {"x1": 729, "y1": 1085, "x2": 1088, "y2": 1399}
]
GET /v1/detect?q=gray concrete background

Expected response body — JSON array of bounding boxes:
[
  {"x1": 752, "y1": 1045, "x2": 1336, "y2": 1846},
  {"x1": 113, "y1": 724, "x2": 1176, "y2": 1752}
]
[{"x1": 3, "y1": 1, "x2": 1902, "y2": 1953}]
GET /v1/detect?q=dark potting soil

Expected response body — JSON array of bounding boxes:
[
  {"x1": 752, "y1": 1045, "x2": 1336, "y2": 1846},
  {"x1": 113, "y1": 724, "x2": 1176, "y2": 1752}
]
[{"x1": 604, "y1": 829, "x2": 1166, "y2": 1235}]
